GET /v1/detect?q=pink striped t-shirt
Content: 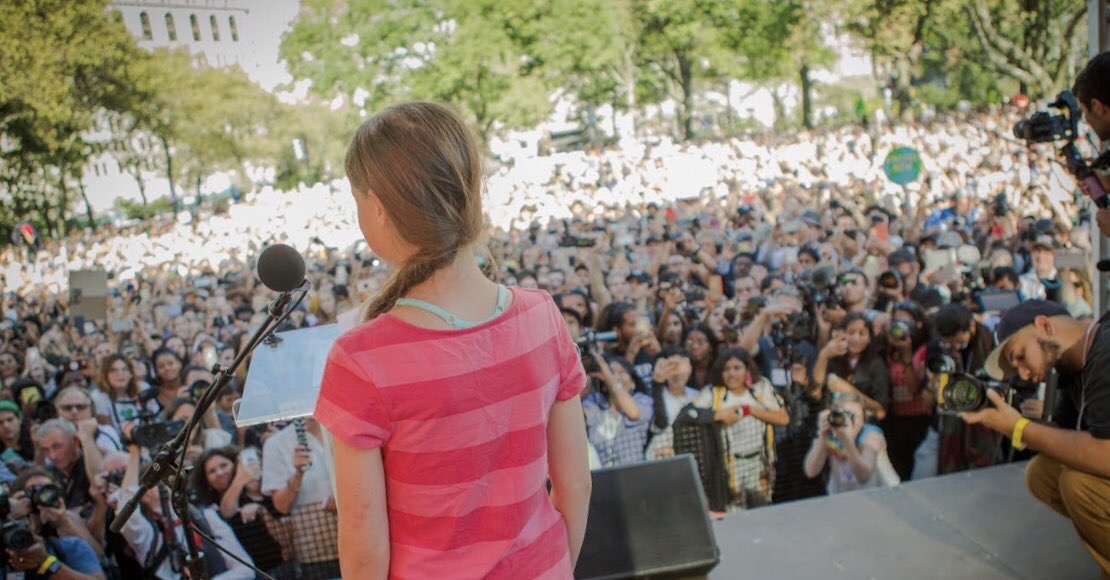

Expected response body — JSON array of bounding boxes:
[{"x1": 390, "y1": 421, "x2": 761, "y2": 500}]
[{"x1": 314, "y1": 287, "x2": 586, "y2": 579}]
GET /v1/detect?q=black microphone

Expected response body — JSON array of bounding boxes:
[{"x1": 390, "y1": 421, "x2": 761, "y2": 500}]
[
  {"x1": 258, "y1": 244, "x2": 308, "y2": 316},
  {"x1": 257, "y1": 244, "x2": 306, "y2": 292}
]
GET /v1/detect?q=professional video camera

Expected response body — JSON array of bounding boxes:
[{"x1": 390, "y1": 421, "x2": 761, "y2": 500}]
[
  {"x1": 768, "y1": 312, "x2": 814, "y2": 348},
  {"x1": 927, "y1": 354, "x2": 1051, "y2": 416},
  {"x1": 1014, "y1": 90, "x2": 1110, "y2": 206},
  {"x1": 575, "y1": 329, "x2": 617, "y2": 374},
  {"x1": 795, "y1": 265, "x2": 839, "y2": 309}
]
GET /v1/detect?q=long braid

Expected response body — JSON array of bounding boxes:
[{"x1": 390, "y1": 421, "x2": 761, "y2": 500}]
[{"x1": 361, "y1": 248, "x2": 459, "y2": 323}]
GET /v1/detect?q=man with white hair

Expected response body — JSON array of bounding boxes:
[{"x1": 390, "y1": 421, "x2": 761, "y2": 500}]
[{"x1": 36, "y1": 418, "x2": 102, "y2": 515}]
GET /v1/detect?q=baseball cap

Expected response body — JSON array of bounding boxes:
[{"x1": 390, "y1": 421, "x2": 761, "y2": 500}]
[{"x1": 983, "y1": 300, "x2": 1069, "y2": 380}]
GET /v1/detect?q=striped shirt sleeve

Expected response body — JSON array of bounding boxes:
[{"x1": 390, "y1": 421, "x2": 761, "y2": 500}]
[{"x1": 315, "y1": 341, "x2": 392, "y2": 449}]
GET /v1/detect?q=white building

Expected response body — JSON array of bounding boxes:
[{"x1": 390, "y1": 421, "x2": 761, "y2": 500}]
[{"x1": 82, "y1": 0, "x2": 298, "y2": 214}]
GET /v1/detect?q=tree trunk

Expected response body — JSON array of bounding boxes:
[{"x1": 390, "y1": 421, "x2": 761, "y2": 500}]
[
  {"x1": 55, "y1": 170, "x2": 68, "y2": 238},
  {"x1": 800, "y1": 62, "x2": 814, "y2": 129},
  {"x1": 195, "y1": 174, "x2": 203, "y2": 206},
  {"x1": 677, "y1": 52, "x2": 694, "y2": 141},
  {"x1": 135, "y1": 170, "x2": 149, "y2": 207},
  {"x1": 78, "y1": 178, "x2": 95, "y2": 228},
  {"x1": 160, "y1": 135, "x2": 178, "y2": 214}
]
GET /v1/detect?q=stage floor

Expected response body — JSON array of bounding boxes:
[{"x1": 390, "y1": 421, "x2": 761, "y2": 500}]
[{"x1": 710, "y1": 462, "x2": 1099, "y2": 579}]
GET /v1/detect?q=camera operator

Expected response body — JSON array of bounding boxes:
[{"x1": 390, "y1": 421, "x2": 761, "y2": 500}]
[
  {"x1": 963, "y1": 300, "x2": 1109, "y2": 575},
  {"x1": 34, "y1": 420, "x2": 100, "y2": 518},
  {"x1": 597, "y1": 302, "x2": 660, "y2": 388},
  {"x1": 803, "y1": 392, "x2": 896, "y2": 494},
  {"x1": 9, "y1": 468, "x2": 104, "y2": 560},
  {"x1": 0, "y1": 479, "x2": 104, "y2": 576},
  {"x1": 1069, "y1": 54, "x2": 1110, "y2": 235},
  {"x1": 880, "y1": 302, "x2": 932, "y2": 481},
  {"x1": 914, "y1": 304, "x2": 998, "y2": 478}
]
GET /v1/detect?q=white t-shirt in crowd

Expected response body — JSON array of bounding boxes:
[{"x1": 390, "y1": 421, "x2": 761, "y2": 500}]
[{"x1": 261, "y1": 421, "x2": 333, "y2": 509}]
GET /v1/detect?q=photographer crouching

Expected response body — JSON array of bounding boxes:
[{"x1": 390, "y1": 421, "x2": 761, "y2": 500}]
[
  {"x1": 1, "y1": 468, "x2": 105, "y2": 578},
  {"x1": 961, "y1": 301, "x2": 1109, "y2": 574}
]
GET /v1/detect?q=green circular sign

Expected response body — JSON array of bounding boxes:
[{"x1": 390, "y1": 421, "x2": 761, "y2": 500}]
[{"x1": 883, "y1": 146, "x2": 922, "y2": 185}]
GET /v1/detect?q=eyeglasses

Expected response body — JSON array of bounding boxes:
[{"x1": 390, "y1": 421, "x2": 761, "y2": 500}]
[{"x1": 58, "y1": 403, "x2": 90, "y2": 413}]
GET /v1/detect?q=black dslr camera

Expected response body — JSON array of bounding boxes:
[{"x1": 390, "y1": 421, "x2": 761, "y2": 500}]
[
  {"x1": 827, "y1": 408, "x2": 853, "y2": 429},
  {"x1": 1014, "y1": 91, "x2": 1110, "y2": 207},
  {"x1": 0, "y1": 488, "x2": 35, "y2": 566},
  {"x1": 27, "y1": 484, "x2": 62, "y2": 510},
  {"x1": 795, "y1": 265, "x2": 840, "y2": 310},
  {"x1": 926, "y1": 354, "x2": 1049, "y2": 415},
  {"x1": 575, "y1": 330, "x2": 617, "y2": 374}
]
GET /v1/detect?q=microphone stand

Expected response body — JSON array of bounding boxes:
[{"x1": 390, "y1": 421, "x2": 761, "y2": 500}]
[{"x1": 110, "y1": 281, "x2": 310, "y2": 580}]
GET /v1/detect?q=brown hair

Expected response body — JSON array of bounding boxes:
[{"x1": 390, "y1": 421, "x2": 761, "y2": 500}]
[
  {"x1": 345, "y1": 102, "x2": 489, "y2": 322},
  {"x1": 99, "y1": 354, "x2": 139, "y2": 401}
]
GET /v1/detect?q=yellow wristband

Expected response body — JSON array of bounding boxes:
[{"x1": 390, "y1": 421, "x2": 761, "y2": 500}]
[
  {"x1": 1012, "y1": 417, "x2": 1032, "y2": 450},
  {"x1": 37, "y1": 555, "x2": 58, "y2": 575}
]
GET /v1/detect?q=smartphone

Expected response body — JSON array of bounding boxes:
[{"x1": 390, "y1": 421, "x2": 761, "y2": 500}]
[
  {"x1": 239, "y1": 448, "x2": 261, "y2": 477},
  {"x1": 19, "y1": 386, "x2": 41, "y2": 406},
  {"x1": 0, "y1": 449, "x2": 28, "y2": 473},
  {"x1": 634, "y1": 318, "x2": 653, "y2": 337}
]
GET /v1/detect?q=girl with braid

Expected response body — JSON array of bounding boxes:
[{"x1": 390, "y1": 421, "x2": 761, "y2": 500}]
[{"x1": 314, "y1": 102, "x2": 591, "y2": 579}]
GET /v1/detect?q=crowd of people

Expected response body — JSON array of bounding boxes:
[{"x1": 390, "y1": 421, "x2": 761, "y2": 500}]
[{"x1": 0, "y1": 100, "x2": 1102, "y2": 577}]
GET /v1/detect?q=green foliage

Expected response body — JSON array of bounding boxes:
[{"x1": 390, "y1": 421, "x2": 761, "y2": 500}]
[
  {"x1": 0, "y1": 0, "x2": 149, "y2": 236},
  {"x1": 113, "y1": 196, "x2": 174, "y2": 221}
]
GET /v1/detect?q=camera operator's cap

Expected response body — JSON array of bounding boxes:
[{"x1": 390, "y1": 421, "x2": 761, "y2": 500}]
[
  {"x1": 0, "y1": 400, "x2": 20, "y2": 418},
  {"x1": 984, "y1": 299, "x2": 1069, "y2": 380}
]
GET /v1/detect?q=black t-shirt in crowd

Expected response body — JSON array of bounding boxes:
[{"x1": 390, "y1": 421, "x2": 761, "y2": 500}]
[
  {"x1": 1071, "y1": 314, "x2": 1110, "y2": 439},
  {"x1": 612, "y1": 344, "x2": 657, "y2": 390}
]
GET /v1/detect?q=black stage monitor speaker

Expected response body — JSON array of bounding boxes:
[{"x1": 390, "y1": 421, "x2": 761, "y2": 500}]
[{"x1": 575, "y1": 455, "x2": 720, "y2": 579}]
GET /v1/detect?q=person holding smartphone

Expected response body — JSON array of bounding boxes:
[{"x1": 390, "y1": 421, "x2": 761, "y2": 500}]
[{"x1": 191, "y1": 447, "x2": 285, "y2": 575}]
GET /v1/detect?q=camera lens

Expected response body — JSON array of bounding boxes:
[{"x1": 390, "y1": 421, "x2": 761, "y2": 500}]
[
  {"x1": 927, "y1": 354, "x2": 955, "y2": 375},
  {"x1": 939, "y1": 375, "x2": 989, "y2": 413}
]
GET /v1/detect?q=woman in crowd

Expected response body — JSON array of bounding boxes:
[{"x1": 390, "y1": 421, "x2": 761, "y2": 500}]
[
  {"x1": 115, "y1": 445, "x2": 255, "y2": 579},
  {"x1": 192, "y1": 447, "x2": 286, "y2": 575},
  {"x1": 813, "y1": 313, "x2": 891, "y2": 421},
  {"x1": 880, "y1": 302, "x2": 933, "y2": 481},
  {"x1": 646, "y1": 347, "x2": 700, "y2": 460},
  {"x1": 684, "y1": 323, "x2": 720, "y2": 390},
  {"x1": 695, "y1": 348, "x2": 789, "y2": 508},
  {"x1": 97, "y1": 354, "x2": 156, "y2": 441},
  {"x1": 150, "y1": 348, "x2": 184, "y2": 416},
  {"x1": 804, "y1": 392, "x2": 897, "y2": 494},
  {"x1": 582, "y1": 353, "x2": 652, "y2": 467}
]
